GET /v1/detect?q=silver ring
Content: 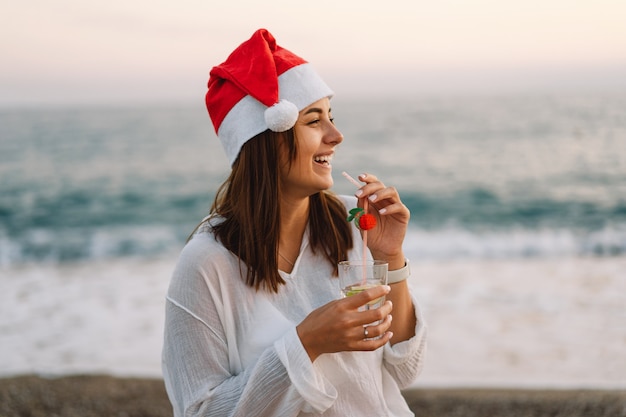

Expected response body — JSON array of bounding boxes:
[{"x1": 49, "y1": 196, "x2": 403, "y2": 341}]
[{"x1": 364, "y1": 327, "x2": 369, "y2": 338}]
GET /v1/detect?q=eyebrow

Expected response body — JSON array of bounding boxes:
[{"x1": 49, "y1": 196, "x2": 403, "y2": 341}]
[{"x1": 304, "y1": 107, "x2": 331, "y2": 115}]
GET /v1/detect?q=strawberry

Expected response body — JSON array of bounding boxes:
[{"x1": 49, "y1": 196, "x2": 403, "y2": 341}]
[
  {"x1": 358, "y1": 213, "x2": 377, "y2": 230},
  {"x1": 347, "y1": 207, "x2": 377, "y2": 230}
]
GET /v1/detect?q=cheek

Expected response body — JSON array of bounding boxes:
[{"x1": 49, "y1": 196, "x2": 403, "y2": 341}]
[
  {"x1": 290, "y1": 157, "x2": 309, "y2": 176},
  {"x1": 298, "y1": 139, "x2": 319, "y2": 161}
]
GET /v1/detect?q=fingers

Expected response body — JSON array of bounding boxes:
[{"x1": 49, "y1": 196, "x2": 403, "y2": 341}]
[
  {"x1": 352, "y1": 299, "x2": 393, "y2": 327},
  {"x1": 354, "y1": 173, "x2": 383, "y2": 199},
  {"x1": 339, "y1": 290, "x2": 393, "y2": 339},
  {"x1": 361, "y1": 312, "x2": 393, "y2": 340},
  {"x1": 343, "y1": 284, "x2": 391, "y2": 309},
  {"x1": 354, "y1": 173, "x2": 404, "y2": 214},
  {"x1": 297, "y1": 295, "x2": 393, "y2": 361},
  {"x1": 340, "y1": 303, "x2": 393, "y2": 349},
  {"x1": 345, "y1": 299, "x2": 393, "y2": 346}
]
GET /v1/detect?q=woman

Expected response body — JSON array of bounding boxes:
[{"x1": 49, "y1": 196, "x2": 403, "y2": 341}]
[{"x1": 162, "y1": 29, "x2": 427, "y2": 416}]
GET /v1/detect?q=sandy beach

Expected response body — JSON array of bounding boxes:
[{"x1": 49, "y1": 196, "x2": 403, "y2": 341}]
[{"x1": 1, "y1": 374, "x2": 624, "y2": 417}]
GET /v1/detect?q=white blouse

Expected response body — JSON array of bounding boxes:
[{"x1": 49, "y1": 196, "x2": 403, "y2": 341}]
[{"x1": 162, "y1": 196, "x2": 427, "y2": 417}]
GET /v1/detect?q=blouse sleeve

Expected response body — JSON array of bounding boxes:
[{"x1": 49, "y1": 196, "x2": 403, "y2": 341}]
[
  {"x1": 161, "y1": 235, "x2": 337, "y2": 417},
  {"x1": 382, "y1": 291, "x2": 428, "y2": 389}
]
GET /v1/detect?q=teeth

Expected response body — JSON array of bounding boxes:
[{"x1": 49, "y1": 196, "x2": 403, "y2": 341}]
[{"x1": 314, "y1": 155, "x2": 332, "y2": 163}]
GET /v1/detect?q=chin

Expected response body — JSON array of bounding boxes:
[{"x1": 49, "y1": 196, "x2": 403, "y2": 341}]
[{"x1": 318, "y1": 177, "x2": 334, "y2": 191}]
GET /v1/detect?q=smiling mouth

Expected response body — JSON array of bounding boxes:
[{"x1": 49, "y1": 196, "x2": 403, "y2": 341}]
[{"x1": 314, "y1": 154, "x2": 333, "y2": 166}]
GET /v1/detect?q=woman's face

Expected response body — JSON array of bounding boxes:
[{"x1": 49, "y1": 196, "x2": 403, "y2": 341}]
[{"x1": 280, "y1": 98, "x2": 344, "y2": 198}]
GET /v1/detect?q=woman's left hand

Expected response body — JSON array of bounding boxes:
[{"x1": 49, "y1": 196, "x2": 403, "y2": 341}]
[{"x1": 353, "y1": 173, "x2": 409, "y2": 269}]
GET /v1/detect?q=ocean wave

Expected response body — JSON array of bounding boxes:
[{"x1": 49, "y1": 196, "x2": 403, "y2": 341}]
[
  {"x1": 404, "y1": 225, "x2": 626, "y2": 260},
  {"x1": 402, "y1": 190, "x2": 626, "y2": 231},
  {"x1": 2, "y1": 223, "x2": 625, "y2": 267},
  {"x1": 0, "y1": 225, "x2": 189, "y2": 267},
  {"x1": 1, "y1": 187, "x2": 626, "y2": 266}
]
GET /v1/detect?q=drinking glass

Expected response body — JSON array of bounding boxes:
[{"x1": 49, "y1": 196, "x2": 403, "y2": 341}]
[{"x1": 339, "y1": 260, "x2": 388, "y2": 311}]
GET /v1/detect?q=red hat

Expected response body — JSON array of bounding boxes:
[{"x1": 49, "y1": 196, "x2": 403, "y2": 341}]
[{"x1": 206, "y1": 29, "x2": 334, "y2": 165}]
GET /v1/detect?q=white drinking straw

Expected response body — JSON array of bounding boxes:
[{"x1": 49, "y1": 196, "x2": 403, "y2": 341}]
[
  {"x1": 342, "y1": 172, "x2": 369, "y2": 284},
  {"x1": 341, "y1": 171, "x2": 362, "y2": 189}
]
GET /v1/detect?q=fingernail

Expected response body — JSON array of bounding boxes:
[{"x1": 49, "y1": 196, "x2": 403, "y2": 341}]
[
  {"x1": 359, "y1": 173, "x2": 367, "y2": 179},
  {"x1": 368, "y1": 194, "x2": 377, "y2": 202},
  {"x1": 379, "y1": 208, "x2": 387, "y2": 214},
  {"x1": 355, "y1": 189, "x2": 363, "y2": 197},
  {"x1": 384, "y1": 285, "x2": 391, "y2": 292},
  {"x1": 388, "y1": 331, "x2": 394, "y2": 339}
]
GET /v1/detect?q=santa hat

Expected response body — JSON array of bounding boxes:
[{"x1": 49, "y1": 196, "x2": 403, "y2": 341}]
[{"x1": 206, "y1": 28, "x2": 334, "y2": 165}]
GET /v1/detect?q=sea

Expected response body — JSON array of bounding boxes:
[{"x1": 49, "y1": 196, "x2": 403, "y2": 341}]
[{"x1": 1, "y1": 93, "x2": 625, "y2": 388}]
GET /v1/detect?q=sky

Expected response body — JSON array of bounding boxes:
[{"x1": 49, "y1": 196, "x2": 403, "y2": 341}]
[{"x1": 2, "y1": 0, "x2": 626, "y2": 107}]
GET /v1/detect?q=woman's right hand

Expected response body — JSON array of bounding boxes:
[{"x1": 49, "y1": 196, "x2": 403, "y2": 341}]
[{"x1": 296, "y1": 285, "x2": 394, "y2": 362}]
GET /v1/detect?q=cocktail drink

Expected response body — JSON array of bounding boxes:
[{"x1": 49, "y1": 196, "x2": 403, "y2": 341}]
[
  {"x1": 339, "y1": 260, "x2": 388, "y2": 311},
  {"x1": 339, "y1": 260, "x2": 388, "y2": 340},
  {"x1": 341, "y1": 281, "x2": 386, "y2": 309}
]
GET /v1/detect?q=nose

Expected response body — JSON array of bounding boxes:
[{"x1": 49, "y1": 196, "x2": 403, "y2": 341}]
[{"x1": 324, "y1": 121, "x2": 344, "y2": 146}]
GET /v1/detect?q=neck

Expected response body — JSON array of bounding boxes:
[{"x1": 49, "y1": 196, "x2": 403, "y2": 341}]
[{"x1": 279, "y1": 195, "x2": 309, "y2": 254}]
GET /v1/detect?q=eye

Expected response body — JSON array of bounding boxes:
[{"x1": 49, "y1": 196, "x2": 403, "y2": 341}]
[{"x1": 307, "y1": 119, "x2": 320, "y2": 125}]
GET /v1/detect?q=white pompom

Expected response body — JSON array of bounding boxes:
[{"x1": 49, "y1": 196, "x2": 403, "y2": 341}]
[{"x1": 264, "y1": 99, "x2": 299, "y2": 132}]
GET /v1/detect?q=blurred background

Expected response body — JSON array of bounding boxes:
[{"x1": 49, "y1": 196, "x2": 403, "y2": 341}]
[{"x1": 1, "y1": 0, "x2": 625, "y2": 389}]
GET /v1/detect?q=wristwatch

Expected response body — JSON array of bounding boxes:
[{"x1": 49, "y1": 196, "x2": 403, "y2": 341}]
[{"x1": 387, "y1": 259, "x2": 410, "y2": 284}]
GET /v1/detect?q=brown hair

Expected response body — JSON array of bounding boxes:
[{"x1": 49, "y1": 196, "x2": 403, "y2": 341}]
[{"x1": 208, "y1": 128, "x2": 353, "y2": 292}]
